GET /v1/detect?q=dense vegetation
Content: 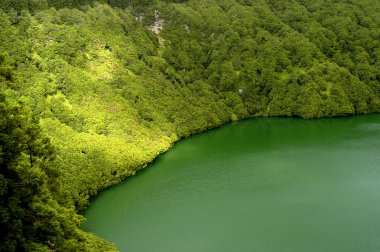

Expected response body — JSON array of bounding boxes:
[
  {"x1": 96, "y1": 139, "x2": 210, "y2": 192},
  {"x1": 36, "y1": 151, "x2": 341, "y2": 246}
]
[{"x1": 1, "y1": 0, "x2": 379, "y2": 250}]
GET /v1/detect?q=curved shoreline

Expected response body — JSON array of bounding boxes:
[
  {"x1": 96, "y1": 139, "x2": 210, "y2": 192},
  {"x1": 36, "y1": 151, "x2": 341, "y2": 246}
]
[
  {"x1": 81, "y1": 112, "x2": 379, "y2": 205},
  {"x1": 82, "y1": 114, "x2": 380, "y2": 252}
]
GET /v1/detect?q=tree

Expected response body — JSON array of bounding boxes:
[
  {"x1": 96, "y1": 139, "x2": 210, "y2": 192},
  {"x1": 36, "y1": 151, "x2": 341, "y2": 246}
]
[{"x1": 0, "y1": 94, "x2": 94, "y2": 251}]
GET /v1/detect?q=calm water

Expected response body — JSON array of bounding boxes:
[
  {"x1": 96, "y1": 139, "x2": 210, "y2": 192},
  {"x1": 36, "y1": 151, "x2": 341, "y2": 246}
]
[{"x1": 82, "y1": 115, "x2": 380, "y2": 252}]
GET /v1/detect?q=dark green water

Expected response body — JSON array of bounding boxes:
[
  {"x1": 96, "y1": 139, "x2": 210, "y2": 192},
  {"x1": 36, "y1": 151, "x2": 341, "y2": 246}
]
[{"x1": 82, "y1": 115, "x2": 380, "y2": 252}]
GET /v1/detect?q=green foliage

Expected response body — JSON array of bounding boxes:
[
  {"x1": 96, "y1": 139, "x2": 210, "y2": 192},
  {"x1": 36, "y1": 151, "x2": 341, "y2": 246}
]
[
  {"x1": 0, "y1": 0, "x2": 380, "y2": 250},
  {"x1": 0, "y1": 94, "x2": 117, "y2": 251}
]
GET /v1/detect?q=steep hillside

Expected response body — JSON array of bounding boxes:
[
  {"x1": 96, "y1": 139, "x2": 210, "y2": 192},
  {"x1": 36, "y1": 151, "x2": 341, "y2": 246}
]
[{"x1": 1, "y1": 0, "x2": 380, "y2": 250}]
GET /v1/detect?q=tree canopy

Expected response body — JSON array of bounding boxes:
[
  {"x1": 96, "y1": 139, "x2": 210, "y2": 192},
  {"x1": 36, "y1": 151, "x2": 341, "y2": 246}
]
[{"x1": 0, "y1": 0, "x2": 379, "y2": 250}]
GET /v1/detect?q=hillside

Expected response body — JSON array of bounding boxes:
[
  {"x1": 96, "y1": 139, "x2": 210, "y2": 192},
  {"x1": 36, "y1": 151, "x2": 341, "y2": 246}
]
[{"x1": 1, "y1": 0, "x2": 380, "y2": 251}]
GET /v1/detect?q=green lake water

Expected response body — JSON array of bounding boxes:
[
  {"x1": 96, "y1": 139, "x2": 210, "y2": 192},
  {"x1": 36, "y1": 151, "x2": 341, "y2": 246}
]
[{"x1": 82, "y1": 115, "x2": 380, "y2": 252}]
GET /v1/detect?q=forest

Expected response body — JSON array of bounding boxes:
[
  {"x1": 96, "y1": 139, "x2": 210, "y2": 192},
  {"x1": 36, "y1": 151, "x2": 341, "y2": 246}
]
[{"x1": 1, "y1": 0, "x2": 380, "y2": 251}]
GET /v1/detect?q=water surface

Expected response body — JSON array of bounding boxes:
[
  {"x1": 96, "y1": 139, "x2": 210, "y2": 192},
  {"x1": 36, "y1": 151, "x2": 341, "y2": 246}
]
[{"x1": 83, "y1": 115, "x2": 380, "y2": 252}]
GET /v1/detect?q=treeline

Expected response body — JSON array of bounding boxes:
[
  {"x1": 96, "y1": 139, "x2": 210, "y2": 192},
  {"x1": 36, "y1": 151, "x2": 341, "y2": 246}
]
[{"x1": 0, "y1": 0, "x2": 379, "y2": 251}]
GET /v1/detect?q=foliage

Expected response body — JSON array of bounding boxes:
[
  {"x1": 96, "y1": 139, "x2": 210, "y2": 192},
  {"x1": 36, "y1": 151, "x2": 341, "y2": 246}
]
[
  {"x1": 0, "y1": 0, "x2": 379, "y2": 250},
  {"x1": 0, "y1": 94, "x2": 117, "y2": 251}
]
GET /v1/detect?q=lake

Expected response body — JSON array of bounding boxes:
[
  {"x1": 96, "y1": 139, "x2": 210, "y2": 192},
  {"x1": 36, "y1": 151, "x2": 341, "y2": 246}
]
[{"x1": 82, "y1": 115, "x2": 380, "y2": 252}]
